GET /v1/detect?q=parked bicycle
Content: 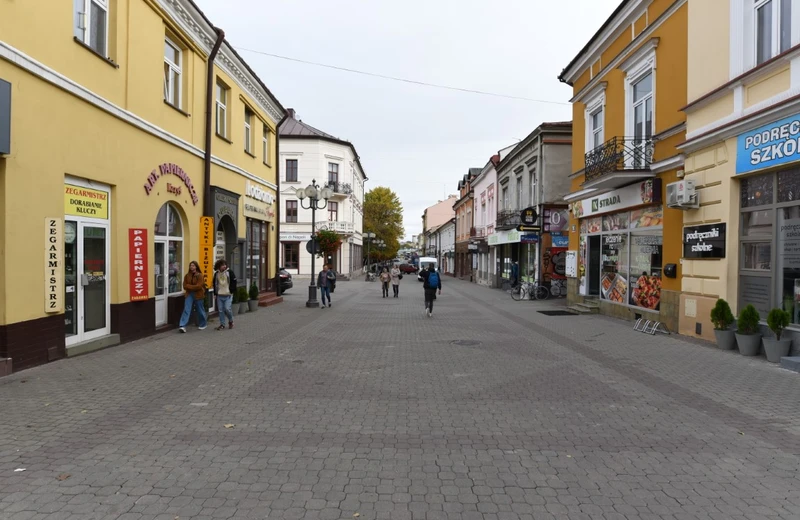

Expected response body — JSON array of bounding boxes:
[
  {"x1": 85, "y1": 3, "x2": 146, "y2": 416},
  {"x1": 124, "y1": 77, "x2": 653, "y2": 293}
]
[{"x1": 510, "y1": 280, "x2": 549, "y2": 301}]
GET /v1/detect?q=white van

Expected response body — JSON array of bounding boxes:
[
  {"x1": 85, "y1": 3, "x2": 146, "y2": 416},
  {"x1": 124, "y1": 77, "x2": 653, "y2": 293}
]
[{"x1": 417, "y1": 257, "x2": 439, "y2": 281}]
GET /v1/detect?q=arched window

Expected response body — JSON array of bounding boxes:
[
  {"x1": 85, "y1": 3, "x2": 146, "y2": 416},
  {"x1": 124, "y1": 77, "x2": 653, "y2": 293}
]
[{"x1": 154, "y1": 203, "x2": 184, "y2": 294}]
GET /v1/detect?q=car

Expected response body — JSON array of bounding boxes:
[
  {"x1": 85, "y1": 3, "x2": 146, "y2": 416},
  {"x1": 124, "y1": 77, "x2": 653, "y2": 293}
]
[
  {"x1": 399, "y1": 263, "x2": 418, "y2": 274},
  {"x1": 278, "y1": 267, "x2": 293, "y2": 293}
]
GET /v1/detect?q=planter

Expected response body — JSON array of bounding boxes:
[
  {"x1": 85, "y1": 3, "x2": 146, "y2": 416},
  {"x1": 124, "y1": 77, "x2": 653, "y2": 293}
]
[
  {"x1": 735, "y1": 333, "x2": 763, "y2": 356},
  {"x1": 763, "y1": 337, "x2": 792, "y2": 363},
  {"x1": 248, "y1": 299, "x2": 259, "y2": 312},
  {"x1": 230, "y1": 302, "x2": 240, "y2": 315},
  {"x1": 714, "y1": 329, "x2": 736, "y2": 350},
  {"x1": 238, "y1": 301, "x2": 248, "y2": 314}
]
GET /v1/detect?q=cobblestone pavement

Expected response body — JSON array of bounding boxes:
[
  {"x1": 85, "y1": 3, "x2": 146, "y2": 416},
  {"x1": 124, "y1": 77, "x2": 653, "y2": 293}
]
[{"x1": 1, "y1": 277, "x2": 800, "y2": 520}]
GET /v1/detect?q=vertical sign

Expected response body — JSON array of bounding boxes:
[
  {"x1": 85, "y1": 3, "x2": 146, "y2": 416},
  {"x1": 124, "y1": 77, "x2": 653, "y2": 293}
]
[
  {"x1": 44, "y1": 218, "x2": 63, "y2": 313},
  {"x1": 199, "y1": 216, "x2": 214, "y2": 288},
  {"x1": 129, "y1": 229, "x2": 149, "y2": 301}
]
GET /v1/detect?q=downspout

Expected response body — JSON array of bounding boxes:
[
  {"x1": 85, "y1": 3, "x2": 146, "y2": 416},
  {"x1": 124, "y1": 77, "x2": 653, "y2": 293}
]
[
  {"x1": 537, "y1": 132, "x2": 544, "y2": 289},
  {"x1": 203, "y1": 28, "x2": 225, "y2": 218},
  {"x1": 274, "y1": 112, "x2": 289, "y2": 293}
]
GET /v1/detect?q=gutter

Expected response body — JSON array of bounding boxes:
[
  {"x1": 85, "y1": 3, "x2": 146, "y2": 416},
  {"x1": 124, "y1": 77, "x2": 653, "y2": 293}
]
[
  {"x1": 274, "y1": 111, "x2": 289, "y2": 293},
  {"x1": 203, "y1": 28, "x2": 225, "y2": 218}
]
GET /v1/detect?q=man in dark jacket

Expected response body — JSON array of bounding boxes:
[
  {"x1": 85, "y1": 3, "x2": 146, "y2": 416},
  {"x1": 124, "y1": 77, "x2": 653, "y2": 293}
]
[
  {"x1": 420, "y1": 265, "x2": 442, "y2": 318},
  {"x1": 212, "y1": 259, "x2": 237, "y2": 330},
  {"x1": 317, "y1": 264, "x2": 336, "y2": 308}
]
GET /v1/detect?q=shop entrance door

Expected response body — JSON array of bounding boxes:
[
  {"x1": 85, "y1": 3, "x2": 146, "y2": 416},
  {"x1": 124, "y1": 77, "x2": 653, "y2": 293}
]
[
  {"x1": 65, "y1": 221, "x2": 111, "y2": 346},
  {"x1": 154, "y1": 239, "x2": 168, "y2": 326},
  {"x1": 588, "y1": 235, "x2": 601, "y2": 296}
]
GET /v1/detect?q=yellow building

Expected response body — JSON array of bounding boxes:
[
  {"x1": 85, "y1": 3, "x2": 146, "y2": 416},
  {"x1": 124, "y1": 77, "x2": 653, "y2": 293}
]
[
  {"x1": 0, "y1": 0, "x2": 285, "y2": 371},
  {"x1": 558, "y1": 0, "x2": 688, "y2": 332},
  {"x1": 677, "y1": 0, "x2": 800, "y2": 344}
]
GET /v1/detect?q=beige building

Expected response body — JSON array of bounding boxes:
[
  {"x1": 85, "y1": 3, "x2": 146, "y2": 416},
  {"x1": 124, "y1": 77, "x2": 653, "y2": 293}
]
[
  {"x1": 678, "y1": 0, "x2": 800, "y2": 346},
  {"x1": 421, "y1": 195, "x2": 457, "y2": 250}
]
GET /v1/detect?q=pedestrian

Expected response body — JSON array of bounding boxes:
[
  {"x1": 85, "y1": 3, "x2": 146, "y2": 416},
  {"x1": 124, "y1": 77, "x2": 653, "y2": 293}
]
[
  {"x1": 390, "y1": 264, "x2": 402, "y2": 298},
  {"x1": 318, "y1": 263, "x2": 335, "y2": 308},
  {"x1": 179, "y1": 261, "x2": 207, "y2": 333},
  {"x1": 420, "y1": 264, "x2": 441, "y2": 318},
  {"x1": 212, "y1": 259, "x2": 237, "y2": 330},
  {"x1": 510, "y1": 260, "x2": 519, "y2": 287},
  {"x1": 379, "y1": 267, "x2": 391, "y2": 298}
]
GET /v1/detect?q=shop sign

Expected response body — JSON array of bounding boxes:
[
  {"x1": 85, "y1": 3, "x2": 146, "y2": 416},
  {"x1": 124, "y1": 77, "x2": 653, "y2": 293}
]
[
  {"x1": 570, "y1": 179, "x2": 661, "y2": 218},
  {"x1": 214, "y1": 190, "x2": 238, "y2": 223},
  {"x1": 487, "y1": 229, "x2": 520, "y2": 246},
  {"x1": 64, "y1": 184, "x2": 108, "y2": 219},
  {"x1": 244, "y1": 201, "x2": 272, "y2": 221},
  {"x1": 281, "y1": 233, "x2": 311, "y2": 241},
  {"x1": 683, "y1": 223, "x2": 727, "y2": 259},
  {"x1": 199, "y1": 216, "x2": 214, "y2": 288},
  {"x1": 520, "y1": 207, "x2": 538, "y2": 226},
  {"x1": 128, "y1": 228, "x2": 149, "y2": 301},
  {"x1": 245, "y1": 181, "x2": 275, "y2": 204},
  {"x1": 543, "y1": 208, "x2": 569, "y2": 233},
  {"x1": 736, "y1": 113, "x2": 800, "y2": 174},
  {"x1": 552, "y1": 235, "x2": 570, "y2": 248},
  {"x1": 521, "y1": 234, "x2": 539, "y2": 244},
  {"x1": 44, "y1": 217, "x2": 63, "y2": 313},
  {"x1": 144, "y1": 163, "x2": 199, "y2": 205}
]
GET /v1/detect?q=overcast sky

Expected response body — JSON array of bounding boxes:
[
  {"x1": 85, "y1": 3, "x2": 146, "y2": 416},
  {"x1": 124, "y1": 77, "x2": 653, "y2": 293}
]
[{"x1": 195, "y1": 0, "x2": 621, "y2": 240}]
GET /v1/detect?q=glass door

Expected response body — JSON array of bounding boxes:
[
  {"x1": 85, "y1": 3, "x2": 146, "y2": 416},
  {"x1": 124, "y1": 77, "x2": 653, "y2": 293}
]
[
  {"x1": 65, "y1": 221, "x2": 110, "y2": 345},
  {"x1": 154, "y1": 240, "x2": 167, "y2": 326}
]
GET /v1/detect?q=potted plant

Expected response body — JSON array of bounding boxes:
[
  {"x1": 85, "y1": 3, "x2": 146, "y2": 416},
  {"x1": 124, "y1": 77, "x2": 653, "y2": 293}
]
[
  {"x1": 710, "y1": 298, "x2": 736, "y2": 350},
  {"x1": 763, "y1": 308, "x2": 792, "y2": 363},
  {"x1": 230, "y1": 290, "x2": 240, "y2": 315},
  {"x1": 248, "y1": 282, "x2": 259, "y2": 312},
  {"x1": 735, "y1": 304, "x2": 762, "y2": 356},
  {"x1": 237, "y1": 287, "x2": 249, "y2": 315}
]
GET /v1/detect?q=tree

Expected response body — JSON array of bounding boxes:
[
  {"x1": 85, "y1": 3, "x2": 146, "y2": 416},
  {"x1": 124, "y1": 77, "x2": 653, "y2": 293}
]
[
  {"x1": 364, "y1": 187, "x2": 405, "y2": 260},
  {"x1": 315, "y1": 229, "x2": 342, "y2": 262}
]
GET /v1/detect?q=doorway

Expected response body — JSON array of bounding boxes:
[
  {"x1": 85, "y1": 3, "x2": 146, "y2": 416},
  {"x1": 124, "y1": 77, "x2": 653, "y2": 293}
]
[
  {"x1": 64, "y1": 220, "x2": 111, "y2": 345},
  {"x1": 154, "y1": 203, "x2": 184, "y2": 326},
  {"x1": 588, "y1": 235, "x2": 601, "y2": 296}
]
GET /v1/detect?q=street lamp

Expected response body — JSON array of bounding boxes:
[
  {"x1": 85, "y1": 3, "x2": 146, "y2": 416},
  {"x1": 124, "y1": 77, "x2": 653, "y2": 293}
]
[
  {"x1": 364, "y1": 232, "x2": 376, "y2": 274},
  {"x1": 296, "y1": 179, "x2": 333, "y2": 308}
]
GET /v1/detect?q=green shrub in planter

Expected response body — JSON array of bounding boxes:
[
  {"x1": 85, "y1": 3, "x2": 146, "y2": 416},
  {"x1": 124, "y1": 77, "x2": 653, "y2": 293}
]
[
  {"x1": 764, "y1": 308, "x2": 792, "y2": 363},
  {"x1": 735, "y1": 304, "x2": 762, "y2": 356},
  {"x1": 230, "y1": 289, "x2": 240, "y2": 313},
  {"x1": 248, "y1": 282, "x2": 259, "y2": 311},
  {"x1": 237, "y1": 287, "x2": 249, "y2": 314},
  {"x1": 710, "y1": 298, "x2": 736, "y2": 350}
]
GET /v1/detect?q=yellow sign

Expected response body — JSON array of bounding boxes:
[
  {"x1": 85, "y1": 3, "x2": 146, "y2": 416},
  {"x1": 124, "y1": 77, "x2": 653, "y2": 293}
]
[
  {"x1": 44, "y1": 218, "x2": 64, "y2": 313},
  {"x1": 65, "y1": 184, "x2": 108, "y2": 219},
  {"x1": 199, "y1": 216, "x2": 214, "y2": 289}
]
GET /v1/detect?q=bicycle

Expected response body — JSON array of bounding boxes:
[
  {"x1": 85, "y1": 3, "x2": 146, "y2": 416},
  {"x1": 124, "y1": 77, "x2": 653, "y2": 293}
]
[{"x1": 510, "y1": 281, "x2": 549, "y2": 301}]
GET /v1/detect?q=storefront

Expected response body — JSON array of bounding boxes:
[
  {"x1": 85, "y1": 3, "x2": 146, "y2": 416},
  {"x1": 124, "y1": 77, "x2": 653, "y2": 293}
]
[
  {"x1": 488, "y1": 229, "x2": 520, "y2": 287},
  {"x1": 243, "y1": 180, "x2": 277, "y2": 292},
  {"x1": 540, "y1": 207, "x2": 570, "y2": 297}
]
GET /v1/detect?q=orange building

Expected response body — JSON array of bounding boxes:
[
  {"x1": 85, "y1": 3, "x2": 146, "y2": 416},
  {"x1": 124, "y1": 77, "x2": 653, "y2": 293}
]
[
  {"x1": 454, "y1": 168, "x2": 480, "y2": 280},
  {"x1": 558, "y1": 0, "x2": 688, "y2": 332}
]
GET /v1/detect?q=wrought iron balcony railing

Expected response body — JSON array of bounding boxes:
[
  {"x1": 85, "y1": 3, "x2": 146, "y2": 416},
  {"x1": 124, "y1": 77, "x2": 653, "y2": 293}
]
[
  {"x1": 584, "y1": 137, "x2": 654, "y2": 183},
  {"x1": 471, "y1": 226, "x2": 487, "y2": 238},
  {"x1": 326, "y1": 181, "x2": 352, "y2": 195},
  {"x1": 496, "y1": 209, "x2": 521, "y2": 229}
]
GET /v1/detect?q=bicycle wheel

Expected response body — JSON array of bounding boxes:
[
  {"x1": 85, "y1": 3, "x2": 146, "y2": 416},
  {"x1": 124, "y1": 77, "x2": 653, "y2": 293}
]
[
  {"x1": 534, "y1": 285, "x2": 550, "y2": 300},
  {"x1": 510, "y1": 285, "x2": 523, "y2": 301}
]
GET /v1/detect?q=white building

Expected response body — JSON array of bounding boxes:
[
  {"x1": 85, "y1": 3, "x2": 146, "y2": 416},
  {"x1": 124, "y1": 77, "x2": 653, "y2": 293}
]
[{"x1": 279, "y1": 109, "x2": 367, "y2": 279}]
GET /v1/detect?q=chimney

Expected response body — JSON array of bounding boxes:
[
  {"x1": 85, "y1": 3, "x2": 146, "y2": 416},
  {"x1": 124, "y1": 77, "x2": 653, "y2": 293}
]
[{"x1": 287, "y1": 108, "x2": 296, "y2": 119}]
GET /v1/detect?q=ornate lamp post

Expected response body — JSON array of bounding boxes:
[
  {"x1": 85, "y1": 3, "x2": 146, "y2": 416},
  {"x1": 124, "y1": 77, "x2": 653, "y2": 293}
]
[
  {"x1": 364, "y1": 232, "x2": 376, "y2": 273},
  {"x1": 296, "y1": 179, "x2": 333, "y2": 308}
]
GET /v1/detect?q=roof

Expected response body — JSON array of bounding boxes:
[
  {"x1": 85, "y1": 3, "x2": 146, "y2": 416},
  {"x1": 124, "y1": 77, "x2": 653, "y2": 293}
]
[
  {"x1": 557, "y1": 0, "x2": 631, "y2": 85},
  {"x1": 496, "y1": 121, "x2": 573, "y2": 174},
  {"x1": 468, "y1": 167, "x2": 482, "y2": 177}
]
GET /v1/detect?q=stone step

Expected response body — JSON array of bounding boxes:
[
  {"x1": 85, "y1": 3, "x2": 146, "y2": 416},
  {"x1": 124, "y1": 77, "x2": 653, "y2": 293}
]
[
  {"x1": 567, "y1": 305, "x2": 596, "y2": 315},
  {"x1": 780, "y1": 356, "x2": 800, "y2": 373},
  {"x1": 258, "y1": 292, "x2": 284, "y2": 308}
]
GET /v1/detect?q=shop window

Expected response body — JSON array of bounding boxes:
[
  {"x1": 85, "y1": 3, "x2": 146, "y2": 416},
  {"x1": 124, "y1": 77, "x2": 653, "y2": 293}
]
[
  {"x1": 154, "y1": 203, "x2": 184, "y2": 294},
  {"x1": 755, "y1": 0, "x2": 792, "y2": 65},
  {"x1": 244, "y1": 107, "x2": 253, "y2": 154},
  {"x1": 163, "y1": 37, "x2": 182, "y2": 108},
  {"x1": 246, "y1": 220, "x2": 267, "y2": 291},
  {"x1": 778, "y1": 206, "x2": 800, "y2": 324},
  {"x1": 602, "y1": 212, "x2": 630, "y2": 232},
  {"x1": 328, "y1": 201, "x2": 338, "y2": 222},
  {"x1": 74, "y1": 0, "x2": 108, "y2": 56},
  {"x1": 741, "y1": 172, "x2": 775, "y2": 207},
  {"x1": 262, "y1": 125, "x2": 270, "y2": 165},
  {"x1": 630, "y1": 234, "x2": 663, "y2": 310},
  {"x1": 286, "y1": 200, "x2": 298, "y2": 223},
  {"x1": 778, "y1": 168, "x2": 800, "y2": 202},
  {"x1": 743, "y1": 243, "x2": 772, "y2": 270},
  {"x1": 215, "y1": 79, "x2": 229, "y2": 138},
  {"x1": 600, "y1": 234, "x2": 629, "y2": 304},
  {"x1": 283, "y1": 242, "x2": 299, "y2": 270},
  {"x1": 286, "y1": 159, "x2": 298, "y2": 182}
]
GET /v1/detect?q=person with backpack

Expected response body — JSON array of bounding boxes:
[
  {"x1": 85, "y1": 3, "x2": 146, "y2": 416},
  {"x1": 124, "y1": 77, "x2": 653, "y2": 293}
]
[{"x1": 420, "y1": 265, "x2": 441, "y2": 317}]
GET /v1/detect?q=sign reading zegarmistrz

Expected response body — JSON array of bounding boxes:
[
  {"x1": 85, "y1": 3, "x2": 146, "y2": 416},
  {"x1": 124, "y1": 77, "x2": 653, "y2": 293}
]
[{"x1": 65, "y1": 185, "x2": 108, "y2": 219}]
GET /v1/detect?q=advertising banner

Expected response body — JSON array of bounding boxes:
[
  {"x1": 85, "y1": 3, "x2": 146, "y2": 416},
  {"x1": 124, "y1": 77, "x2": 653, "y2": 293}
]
[
  {"x1": 199, "y1": 216, "x2": 214, "y2": 288},
  {"x1": 129, "y1": 229, "x2": 149, "y2": 301}
]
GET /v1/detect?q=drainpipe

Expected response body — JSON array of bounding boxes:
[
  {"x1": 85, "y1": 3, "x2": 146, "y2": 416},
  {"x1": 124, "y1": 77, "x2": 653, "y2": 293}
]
[
  {"x1": 203, "y1": 28, "x2": 225, "y2": 218},
  {"x1": 274, "y1": 111, "x2": 289, "y2": 293}
]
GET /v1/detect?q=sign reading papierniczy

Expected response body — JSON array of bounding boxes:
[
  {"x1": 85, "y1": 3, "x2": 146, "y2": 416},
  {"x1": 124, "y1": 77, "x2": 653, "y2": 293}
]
[
  {"x1": 129, "y1": 228, "x2": 149, "y2": 301},
  {"x1": 683, "y1": 223, "x2": 726, "y2": 259},
  {"x1": 65, "y1": 185, "x2": 108, "y2": 219},
  {"x1": 144, "y1": 163, "x2": 199, "y2": 205},
  {"x1": 737, "y1": 113, "x2": 800, "y2": 174}
]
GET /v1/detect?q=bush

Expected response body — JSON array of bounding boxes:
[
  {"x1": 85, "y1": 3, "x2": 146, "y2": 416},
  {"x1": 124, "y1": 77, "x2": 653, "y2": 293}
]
[
  {"x1": 710, "y1": 299, "x2": 735, "y2": 330},
  {"x1": 237, "y1": 287, "x2": 249, "y2": 304},
  {"x1": 231, "y1": 290, "x2": 238, "y2": 304},
  {"x1": 249, "y1": 282, "x2": 259, "y2": 300},
  {"x1": 737, "y1": 304, "x2": 761, "y2": 335},
  {"x1": 767, "y1": 308, "x2": 791, "y2": 341}
]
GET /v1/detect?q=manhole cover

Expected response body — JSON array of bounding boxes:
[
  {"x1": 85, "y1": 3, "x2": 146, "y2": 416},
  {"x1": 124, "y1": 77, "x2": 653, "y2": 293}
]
[
  {"x1": 451, "y1": 340, "x2": 481, "y2": 346},
  {"x1": 538, "y1": 310, "x2": 578, "y2": 316},
  {"x1": 292, "y1": 360, "x2": 304, "y2": 364}
]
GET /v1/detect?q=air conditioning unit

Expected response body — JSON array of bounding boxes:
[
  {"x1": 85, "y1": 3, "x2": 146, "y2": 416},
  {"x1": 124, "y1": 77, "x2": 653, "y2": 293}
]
[{"x1": 666, "y1": 179, "x2": 699, "y2": 210}]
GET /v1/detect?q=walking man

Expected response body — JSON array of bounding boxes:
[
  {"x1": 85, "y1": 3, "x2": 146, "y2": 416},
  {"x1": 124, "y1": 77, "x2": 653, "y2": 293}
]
[
  {"x1": 420, "y1": 264, "x2": 441, "y2": 318},
  {"x1": 318, "y1": 264, "x2": 334, "y2": 308},
  {"x1": 213, "y1": 259, "x2": 237, "y2": 330}
]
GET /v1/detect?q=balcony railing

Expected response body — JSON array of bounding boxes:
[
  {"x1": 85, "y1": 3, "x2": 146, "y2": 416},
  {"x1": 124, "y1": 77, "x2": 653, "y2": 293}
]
[
  {"x1": 471, "y1": 226, "x2": 487, "y2": 238},
  {"x1": 326, "y1": 181, "x2": 352, "y2": 196},
  {"x1": 584, "y1": 137, "x2": 654, "y2": 183},
  {"x1": 315, "y1": 220, "x2": 355, "y2": 234},
  {"x1": 496, "y1": 209, "x2": 521, "y2": 230}
]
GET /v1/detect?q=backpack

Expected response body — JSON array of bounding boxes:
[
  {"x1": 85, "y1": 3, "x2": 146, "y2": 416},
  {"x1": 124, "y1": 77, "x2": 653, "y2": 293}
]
[{"x1": 427, "y1": 271, "x2": 439, "y2": 288}]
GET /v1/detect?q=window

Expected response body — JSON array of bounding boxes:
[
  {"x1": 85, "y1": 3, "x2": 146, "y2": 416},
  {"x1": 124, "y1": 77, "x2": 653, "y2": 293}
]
[
  {"x1": 74, "y1": 0, "x2": 108, "y2": 56},
  {"x1": 154, "y1": 203, "x2": 184, "y2": 295},
  {"x1": 502, "y1": 187, "x2": 509, "y2": 210},
  {"x1": 286, "y1": 159, "x2": 298, "y2": 182},
  {"x1": 590, "y1": 108, "x2": 604, "y2": 150},
  {"x1": 215, "y1": 80, "x2": 229, "y2": 138},
  {"x1": 244, "y1": 107, "x2": 253, "y2": 154},
  {"x1": 529, "y1": 171, "x2": 537, "y2": 206},
  {"x1": 286, "y1": 200, "x2": 298, "y2": 223},
  {"x1": 632, "y1": 73, "x2": 654, "y2": 142},
  {"x1": 283, "y1": 242, "x2": 300, "y2": 270},
  {"x1": 246, "y1": 220, "x2": 268, "y2": 291},
  {"x1": 262, "y1": 125, "x2": 270, "y2": 165},
  {"x1": 328, "y1": 201, "x2": 338, "y2": 222},
  {"x1": 163, "y1": 38, "x2": 182, "y2": 108},
  {"x1": 516, "y1": 177, "x2": 524, "y2": 209},
  {"x1": 755, "y1": 0, "x2": 792, "y2": 65},
  {"x1": 328, "y1": 162, "x2": 339, "y2": 187}
]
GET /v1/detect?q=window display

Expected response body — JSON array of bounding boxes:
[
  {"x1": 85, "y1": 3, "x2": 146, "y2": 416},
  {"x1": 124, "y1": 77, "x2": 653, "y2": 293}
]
[
  {"x1": 629, "y1": 234, "x2": 662, "y2": 310},
  {"x1": 601, "y1": 234, "x2": 628, "y2": 304},
  {"x1": 779, "y1": 207, "x2": 800, "y2": 324}
]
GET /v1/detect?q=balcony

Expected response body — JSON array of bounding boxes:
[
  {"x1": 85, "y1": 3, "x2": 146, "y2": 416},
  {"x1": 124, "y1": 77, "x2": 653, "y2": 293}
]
[
  {"x1": 496, "y1": 209, "x2": 521, "y2": 230},
  {"x1": 471, "y1": 226, "x2": 487, "y2": 238},
  {"x1": 583, "y1": 137, "x2": 655, "y2": 190},
  {"x1": 325, "y1": 181, "x2": 352, "y2": 200},
  {"x1": 315, "y1": 220, "x2": 355, "y2": 235}
]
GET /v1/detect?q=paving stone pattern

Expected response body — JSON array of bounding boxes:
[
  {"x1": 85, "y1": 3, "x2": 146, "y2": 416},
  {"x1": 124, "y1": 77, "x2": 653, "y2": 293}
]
[{"x1": 1, "y1": 278, "x2": 799, "y2": 519}]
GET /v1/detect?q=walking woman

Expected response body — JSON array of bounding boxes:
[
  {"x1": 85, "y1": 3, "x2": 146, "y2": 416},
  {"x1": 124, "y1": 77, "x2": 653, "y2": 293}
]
[
  {"x1": 379, "y1": 267, "x2": 391, "y2": 298},
  {"x1": 390, "y1": 264, "x2": 401, "y2": 298},
  {"x1": 179, "y1": 261, "x2": 207, "y2": 333}
]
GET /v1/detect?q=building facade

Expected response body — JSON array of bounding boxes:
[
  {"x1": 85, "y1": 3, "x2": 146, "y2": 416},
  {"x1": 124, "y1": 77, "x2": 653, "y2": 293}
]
[
  {"x1": 421, "y1": 195, "x2": 457, "y2": 257},
  {"x1": 454, "y1": 169, "x2": 480, "y2": 280},
  {"x1": 0, "y1": 0, "x2": 284, "y2": 371},
  {"x1": 472, "y1": 156, "x2": 500, "y2": 286},
  {"x1": 676, "y1": 0, "x2": 800, "y2": 347},
  {"x1": 278, "y1": 110, "x2": 366, "y2": 279},
  {"x1": 559, "y1": 0, "x2": 688, "y2": 330}
]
